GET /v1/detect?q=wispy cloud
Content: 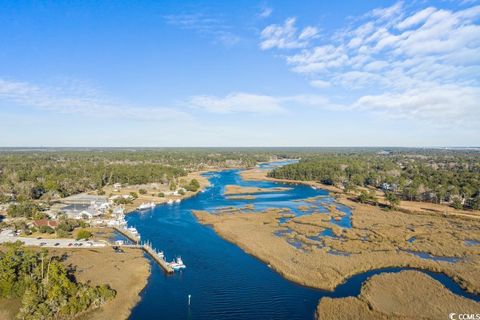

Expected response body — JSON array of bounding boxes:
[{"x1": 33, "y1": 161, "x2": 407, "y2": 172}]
[
  {"x1": 188, "y1": 92, "x2": 340, "y2": 114},
  {"x1": 0, "y1": 78, "x2": 191, "y2": 122},
  {"x1": 164, "y1": 13, "x2": 240, "y2": 46},
  {"x1": 259, "y1": 2, "x2": 480, "y2": 126},
  {"x1": 189, "y1": 92, "x2": 286, "y2": 114},
  {"x1": 258, "y1": 7, "x2": 273, "y2": 18},
  {"x1": 260, "y1": 17, "x2": 318, "y2": 50}
]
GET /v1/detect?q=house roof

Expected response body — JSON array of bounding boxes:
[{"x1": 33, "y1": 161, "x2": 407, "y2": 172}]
[{"x1": 33, "y1": 219, "x2": 58, "y2": 228}]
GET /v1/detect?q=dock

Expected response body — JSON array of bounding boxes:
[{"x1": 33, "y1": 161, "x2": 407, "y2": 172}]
[
  {"x1": 113, "y1": 227, "x2": 174, "y2": 273},
  {"x1": 113, "y1": 226, "x2": 140, "y2": 243},
  {"x1": 120, "y1": 244, "x2": 173, "y2": 273},
  {"x1": 142, "y1": 242, "x2": 174, "y2": 273}
]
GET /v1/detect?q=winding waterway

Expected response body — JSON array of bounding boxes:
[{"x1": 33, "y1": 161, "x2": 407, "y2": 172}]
[{"x1": 128, "y1": 162, "x2": 479, "y2": 320}]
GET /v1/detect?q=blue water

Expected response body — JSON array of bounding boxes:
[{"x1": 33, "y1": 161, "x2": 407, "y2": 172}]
[
  {"x1": 128, "y1": 168, "x2": 479, "y2": 320},
  {"x1": 404, "y1": 250, "x2": 461, "y2": 263}
]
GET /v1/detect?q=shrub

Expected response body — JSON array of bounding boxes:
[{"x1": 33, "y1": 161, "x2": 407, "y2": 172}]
[
  {"x1": 129, "y1": 192, "x2": 138, "y2": 199},
  {"x1": 7, "y1": 202, "x2": 39, "y2": 218},
  {"x1": 38, "y1": 226, "x2": 55, "y2": 234},
  {"x1": 76, "y1": 229, "x2": 92, "y2": 240},
  {"x1": 185, "y1": 179, "x2": 201, "y2": 192}
]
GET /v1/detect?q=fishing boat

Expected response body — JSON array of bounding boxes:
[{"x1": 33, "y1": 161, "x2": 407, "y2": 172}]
[
  {"x1": 169, "y1": 257, "x2": 186, "y2": 270},
  {"x1": 137, "y1": 202, "x2": 155, "y2": 210},
  {"x1": 127, "y1": 226, "x2": 139, "y2": 234}
]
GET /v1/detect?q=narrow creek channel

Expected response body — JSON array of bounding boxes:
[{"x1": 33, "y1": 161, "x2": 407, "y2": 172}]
[{"x1": 128, "y1": 163, "x2": 479, "y2": 319}]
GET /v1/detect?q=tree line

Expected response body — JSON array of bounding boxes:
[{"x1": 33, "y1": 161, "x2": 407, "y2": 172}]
[
  {"x1": 268, "y1": 151, "x2": 480, "y2": 210},
  {"x1": 0, "y1": 243, "x2": 115, "y2": 319},
  {"x1": 0, "y1": 149, "x2": 271, "y2": 202}
]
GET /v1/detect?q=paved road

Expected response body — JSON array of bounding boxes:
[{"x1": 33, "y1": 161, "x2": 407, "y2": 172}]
[{"x1": 0, "y1": 230, "x2": 106, "y2": 248}]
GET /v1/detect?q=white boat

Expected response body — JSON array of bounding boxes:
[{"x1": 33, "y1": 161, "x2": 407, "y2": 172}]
[
  {"x1": 175, "y1": 199, "x2": 181, "y2": 204},
  {"x1": 157, "y1": 251, "x2": 164, "y2": 258},
  {"x1": 138, "y1": 202, "x2": 155, "y2": 210},
  {"x1": 169, "y1": 257, "x2": 186, "y2": 270},
  {"x1": 167, "y1": 199, "x2": 174, "y2": 205},
  {"x1": 127, "y1": 226, "x2": 138, "y2": 234}
]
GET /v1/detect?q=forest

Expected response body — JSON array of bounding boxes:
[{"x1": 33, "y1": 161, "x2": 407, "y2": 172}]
[
  {"x1": 268, "y1": 150, "x2": 480, "y2": 210},
  {"x1": 0, "y1": 148, "x2": 272, "y2": 202},
  {"x1": 0, "y1": 242, "x2": 115, "y2": 319},
  {"x1": 1, "y1": 148, "x2": 479, "y2": 210}
]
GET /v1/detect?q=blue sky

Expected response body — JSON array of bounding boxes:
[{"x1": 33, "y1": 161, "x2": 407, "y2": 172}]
[{"x1": 0, "y1": 0, "x2": 479, "y2": 147}]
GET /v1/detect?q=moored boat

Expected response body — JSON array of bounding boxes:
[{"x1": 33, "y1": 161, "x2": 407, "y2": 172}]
[
  {"x1": 169, "y1": 257, "x2": 186, "y2": 270},
  {"x1": 138, "y1": 202, "x2": 155, "y2": 210}
]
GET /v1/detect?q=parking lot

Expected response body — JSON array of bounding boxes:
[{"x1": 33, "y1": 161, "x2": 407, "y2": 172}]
[{"x1": 0, "y1": 230, "x2": 106, "y2": 248}]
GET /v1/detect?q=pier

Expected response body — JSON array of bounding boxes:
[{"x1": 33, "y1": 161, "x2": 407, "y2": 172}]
[
  {"x1": 113, "y1": 226, "x2": 140, "y2": 243},
  {"x1": 113, "y1": 227, "x2": 174, "y2": 273},
  {"x1": 142, "y1": 242, "x2": 174, "y2": 273}
]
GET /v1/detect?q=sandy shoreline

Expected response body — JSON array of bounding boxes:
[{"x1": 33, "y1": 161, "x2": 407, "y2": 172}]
[{"x1": 110, "y1": 171, "x2": 211, "y2": 214}]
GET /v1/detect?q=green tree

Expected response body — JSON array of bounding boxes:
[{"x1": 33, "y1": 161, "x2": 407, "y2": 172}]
[
  {"x1": 384, "y1": 191, "x2": 400, "y2": 209},
  {"x1": 129, "y1": 192, "x2": 138, "y2": 199},
  {"x1": 452, "y1": 197, "x2": 463, "y2": 210},
  {"x1": 76, "y1": 229, "x2": 92, "y2": 240}
]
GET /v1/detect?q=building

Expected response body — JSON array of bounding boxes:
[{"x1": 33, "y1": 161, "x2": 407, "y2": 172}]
[
  {"x1": 33, "y1": 219, "x2": 58, "y2": 228},
  {"x1": 60, "y1": 194, "x2": 108, "y2": 205}
]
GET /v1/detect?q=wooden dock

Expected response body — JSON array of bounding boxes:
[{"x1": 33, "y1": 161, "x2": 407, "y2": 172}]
[
  {"x1": 113, "y1": 227, "x2": 174, "y2": 273},
  {"x1": 142, "y1": 243, "x2": 174, "y2": 273},
  {"x1": 113, "y1": 226, "x2": 140, "y2": 243}
]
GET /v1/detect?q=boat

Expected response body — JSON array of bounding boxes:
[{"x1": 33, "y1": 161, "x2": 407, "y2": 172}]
[
  {"x1": 175, "y1": 199, "x2": 181, "y2": 204},
  {"x1": 127, "y1": 226, "x2": 139, "y2": 234},
  {"x1": 157, "y1": 251, "x2": 164, "y2": 259},
  {"x1": 167, "y1": 199, "x2": 174, "y2": 205},
  {"x1": 169, "y1": 257, "x2": 186, "y2": 270},
  {"x1": 138, "y1": 202, "x2": 155, "y2": 210}
]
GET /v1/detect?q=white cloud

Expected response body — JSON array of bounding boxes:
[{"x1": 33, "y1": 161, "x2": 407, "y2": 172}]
[
  {"x1": 397, "y1": 7, "x2": 437, "y2": 30},
  {"x1": 260, "y1": 1, "x2": 480, "y2": 127},
  {"x1": 189, "y1": 92, "x2": 286, "y2": 114},
  {"x1": 260, "y1": 17, "x2": 318, "y2": 50},
  {"x1": 164, "y1": 13, "x2": 240, "y2": 46},
  {"x1": 352, "y1": 84, "x2": 480, "y2": 125},
  {"x1": 310, "y1": 80, "x2": 331, "y2": 89},
  {"x1": 189, "y1": 92, "x2": 339, "y2": 114},
  {"x1": 259, "y1": 7, "x2": 273, "y2": 18},
  {"x1": 370, "y1": 1, "x2": 404, "y2": 21},
  {"x1": 0, "y1": 78, "x2": 190, "y2": 122}
]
